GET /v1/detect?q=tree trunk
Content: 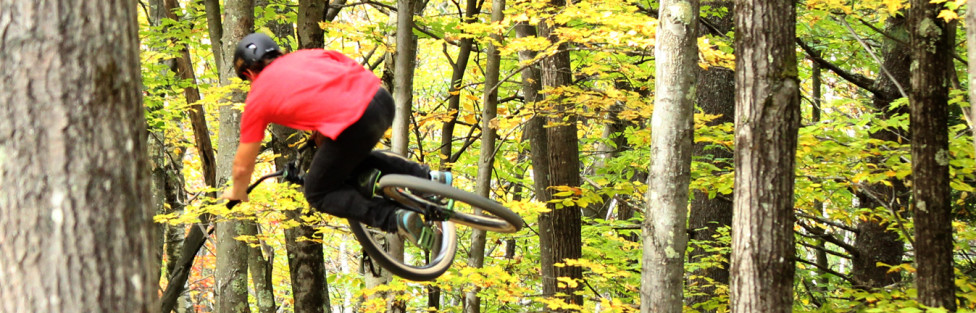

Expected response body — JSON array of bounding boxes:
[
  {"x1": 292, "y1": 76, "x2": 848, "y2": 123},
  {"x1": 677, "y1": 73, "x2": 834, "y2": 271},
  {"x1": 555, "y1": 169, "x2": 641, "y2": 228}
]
[
  {"x1": 515, "y1": 23, "x2": 549, "y2": 200},
  {"x1": 0, "y1": 1, "x2": 155, "y2": 311},
  {"x1": 516, "y1": 21, "x2": 556, "y2": 306},
  {"x1": 730, "y1": 0, "x2": 799, "y2": 312},
  {"x1": 244, "y1": 222, "x2": 276, "y2": 313},
  {"x1": 203, "y1": 0, "x2": 224, "y2": 72},
  {"x1": 271, "y1": 2, "x2": 335, "y2": 311},
  {"x1": 464, "y1": 1, "x2": 505, "y2": 312},
  {"x1": 969, "y1": 0, "x2": 976, "y2": 156},
  {"x1": 641, "y1": 0, "x2": 698, "y2": 311},
  {"x1": 851, "y1": 15, "x2": 910, "y2": 290},
  {"x1": 298, "y1": 0, "x2": 327, "y2": 48},
  {"x1": 157, "y1": 1, "x2": 221, "y2": 311},
  {"x1": 215, "y1": 0, "x2": 255, "y2": 312},
  {"x1": 155, "y1": 1, "x2": 205, "y2": 311},
  {"x1": 147, "y1": 0, "x2": 169, "y2": 287},
  {"x1": 236, "y1": 112, "x2": 275, "y2": 313},
  {"x1": 687, "y1": 2, "x2": 734, "y2": 310},
  {"x1": 908, "y1": 0, "x2": 956, "y2": 310},
  {"x1": 273, "y1": 126, "x2": 332, "y2": 313},
  {"x1": 439, "y1": 0, "x2": 480, "y2": 169},
  {"x1": 538, "y1": 0, "x2": 583, "y2": 308},
  {"x1": 363, "y1": 0, "x2": 421, "y2": 311}
]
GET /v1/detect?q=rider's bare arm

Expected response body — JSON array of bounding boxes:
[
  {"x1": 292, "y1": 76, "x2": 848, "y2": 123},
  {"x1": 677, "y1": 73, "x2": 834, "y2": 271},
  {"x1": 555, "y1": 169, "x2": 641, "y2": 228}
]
[{"x1": 222, "y1": 141, "x2": 262, "y2": 202}]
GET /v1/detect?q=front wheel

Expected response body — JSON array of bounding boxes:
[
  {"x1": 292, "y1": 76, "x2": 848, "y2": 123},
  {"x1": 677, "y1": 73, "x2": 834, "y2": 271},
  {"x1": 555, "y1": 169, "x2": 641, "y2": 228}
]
[{"x1": 348, "y1": 218, "x2": 457, "y2": 281}]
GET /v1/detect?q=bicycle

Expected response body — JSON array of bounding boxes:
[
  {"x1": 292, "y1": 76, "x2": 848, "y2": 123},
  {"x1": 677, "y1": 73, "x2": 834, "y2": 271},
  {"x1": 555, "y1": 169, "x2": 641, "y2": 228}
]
[{"x1": 228, "y1": 151, "x2": 524, "y2": 281}]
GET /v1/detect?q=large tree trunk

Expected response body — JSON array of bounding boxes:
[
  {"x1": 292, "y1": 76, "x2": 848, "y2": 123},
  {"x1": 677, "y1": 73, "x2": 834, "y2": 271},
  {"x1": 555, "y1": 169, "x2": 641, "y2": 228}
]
[
  {"x1": 0, "y1": 0, "x2": 156, "y2": 311},
  {"x1": 156, "y1": 1, "x2": 205, "y2": 311},
  {"x1": 297, "y1": 0, "x2": 326, "y2": 48},
  {"x1": 969, "y1": 0, "x2": 976, "y2": 156},
  {"x1": 641, "y1": 0, "x2": 698, "y2": 311},
  {"x1": 464, "y1": 1, "x2": 505, "y2": 312},
  {"x1": 538, "y1": 0, "x2": 583, "y2": 308},
  {"x1": 363, "y1": 0, "x2": 421, "y2": 311},
  {"x1": 159, "y1": 0, "x2": 223, "y2": 311},
  {"x1": 516, "y1": 23, "x2": 554, "y2": 303},
  {"x1": 203, "y1": 0, "x2": 224, "y2": 72},
  {"x1": 244, "y1": 4, "x2": 289, "y2": 313},
  {"x1": 275, "y1": 2, "x2": 334, "y2": 312},
  {"x1": 244, "y1": 220, "x2": 276, "y2": 313},
  {"x1": 851, "y1": 15, "x2": 910, "y2": 290},
  {"x1": 146, "y1": 0, "x2": 169, "y2": 288},
  {"x1": 908, "y1": 0, "x2": 956, "y2": 310},
  {"x1": 730, "y1": 0, "x2": 799, "y2": 312},
  {"x1": 272, "y1": 126, "x2": 332, "y2": 313},
  {"x1": 215, "y1": 0, "x2": 255, "y2": 312},
  {"x1": 687, "y1": 2, "x2": 734, "y2": 310},
  {"x1": 515, "y1": 22, "x2": 548, "y2": 206}
]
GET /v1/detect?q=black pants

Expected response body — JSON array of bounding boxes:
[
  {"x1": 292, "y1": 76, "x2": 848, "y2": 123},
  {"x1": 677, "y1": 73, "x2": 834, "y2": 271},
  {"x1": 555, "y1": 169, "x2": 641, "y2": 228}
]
[{"x1": 303, "y1": 87, "x2": 429, "y2": 231}]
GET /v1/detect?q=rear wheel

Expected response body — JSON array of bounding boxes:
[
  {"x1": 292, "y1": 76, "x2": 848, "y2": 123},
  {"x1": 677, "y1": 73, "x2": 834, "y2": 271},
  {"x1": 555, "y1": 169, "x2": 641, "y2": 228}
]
[
  {"x1": 348, "y1": 217, "x2": 457, "y2": 281},
  {"x1": 348, "y1": 174, "x2": 523, "y2": 281},
  {"x1": 378, "y1": 175, "x2": 523, "y2": 233}
]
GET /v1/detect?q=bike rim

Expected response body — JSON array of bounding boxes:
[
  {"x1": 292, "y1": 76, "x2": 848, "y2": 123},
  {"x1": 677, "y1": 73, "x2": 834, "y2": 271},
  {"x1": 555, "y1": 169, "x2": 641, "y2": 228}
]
[{"x1": 349, "y1": 219, "x2": 457, "y2": 281}]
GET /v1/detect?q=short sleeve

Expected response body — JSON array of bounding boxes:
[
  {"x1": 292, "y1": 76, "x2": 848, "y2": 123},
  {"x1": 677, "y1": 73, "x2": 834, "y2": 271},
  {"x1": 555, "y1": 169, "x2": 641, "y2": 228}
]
[{"x1": 240, "y1": 105, "x2": 268, "y2": 143}]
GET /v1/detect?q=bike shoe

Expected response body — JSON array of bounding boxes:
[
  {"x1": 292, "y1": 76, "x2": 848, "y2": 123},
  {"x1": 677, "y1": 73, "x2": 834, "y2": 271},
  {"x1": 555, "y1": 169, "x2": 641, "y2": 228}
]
[
  {"x1": 396, "y1": 210, "x2": 438, "y2": 250},
  {"x1": 429, "y1": 170, "x2": 453, "y2": 186}
]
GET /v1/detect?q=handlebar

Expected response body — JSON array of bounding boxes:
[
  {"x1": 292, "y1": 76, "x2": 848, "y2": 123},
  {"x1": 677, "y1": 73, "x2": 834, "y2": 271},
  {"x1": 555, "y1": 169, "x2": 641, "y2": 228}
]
[{"x1": 226, "y1": 161, "x2": 304, "y2": 209}]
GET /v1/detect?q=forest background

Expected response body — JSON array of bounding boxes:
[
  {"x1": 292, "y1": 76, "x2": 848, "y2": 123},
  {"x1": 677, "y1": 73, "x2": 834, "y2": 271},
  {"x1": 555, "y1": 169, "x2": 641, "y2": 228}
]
[{"x1": 3, "y1": 0, "x2": 976, "y2": 312}]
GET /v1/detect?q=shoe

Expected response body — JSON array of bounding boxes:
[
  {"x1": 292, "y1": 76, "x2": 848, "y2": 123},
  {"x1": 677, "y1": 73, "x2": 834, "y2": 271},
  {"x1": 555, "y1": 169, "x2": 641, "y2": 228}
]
[
  {"x1": 429, "y1": 170, "x2": 452, "y2": 186},
  {"x1": 396, "y1": 210, "x2": 437, "y2": 250}
]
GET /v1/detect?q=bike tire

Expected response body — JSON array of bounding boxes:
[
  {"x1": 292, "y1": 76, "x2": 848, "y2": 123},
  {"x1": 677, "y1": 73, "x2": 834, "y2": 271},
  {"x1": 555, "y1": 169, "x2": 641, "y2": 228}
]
[
  {"x1": 378, "y1": 175, "x2": 524, "y2": 233},
  {"x1": 348, "y1": 218, "x2": 458, "y2": 281}
]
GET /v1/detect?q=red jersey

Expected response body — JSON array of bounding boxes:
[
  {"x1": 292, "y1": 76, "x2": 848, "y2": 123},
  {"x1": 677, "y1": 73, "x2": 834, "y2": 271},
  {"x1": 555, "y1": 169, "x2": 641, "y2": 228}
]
[{"x1": 239, "y1": 49, "x2": 381, "y2": 143}]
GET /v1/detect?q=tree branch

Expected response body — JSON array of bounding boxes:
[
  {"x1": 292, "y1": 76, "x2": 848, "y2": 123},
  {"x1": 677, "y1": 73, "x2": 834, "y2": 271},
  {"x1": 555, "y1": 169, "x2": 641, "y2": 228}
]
[
  {"x1": 795, "y1": 211, "x2": 859, "y2": 234},
  {"x1": 796, "y1": 38, "x2": 881, "y2": 95},
  {"x1": 797, "y1": 240, "x2": 852, "y2": 260},
  {"x1": 796, "y1": 221, "x2": 858, "y2": 256},
  {"x1": 835, "y1": 16, "x2": 908, "y2": 99},
  {"x1": 795, "y1": 258, "x2": 855, "y2": 285},
  {"x1": 853, "y1": 182, "x2": 915, "y2": 248},
  {"x1": 448, "y1": 124, "x2": 480, "y2": 163}
]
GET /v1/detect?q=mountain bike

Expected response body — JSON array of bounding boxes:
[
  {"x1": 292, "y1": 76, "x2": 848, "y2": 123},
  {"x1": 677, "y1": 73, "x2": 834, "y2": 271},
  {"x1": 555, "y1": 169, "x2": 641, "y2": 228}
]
[{"x1": 229, "y1": 152, "x2": 524, "y2": 281}]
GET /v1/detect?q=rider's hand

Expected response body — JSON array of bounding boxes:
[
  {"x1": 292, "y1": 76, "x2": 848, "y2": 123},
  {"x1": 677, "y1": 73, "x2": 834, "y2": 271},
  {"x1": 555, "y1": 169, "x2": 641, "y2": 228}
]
[{"x1": 221, "y1": 187, "x2": 249, "y2": 202}]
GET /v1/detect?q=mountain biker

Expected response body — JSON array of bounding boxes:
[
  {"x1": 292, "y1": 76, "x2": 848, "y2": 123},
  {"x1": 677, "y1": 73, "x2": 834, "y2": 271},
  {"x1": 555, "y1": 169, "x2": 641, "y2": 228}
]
[{"x1": 220, "y1": 32, "x2": 449, "y2": 246}]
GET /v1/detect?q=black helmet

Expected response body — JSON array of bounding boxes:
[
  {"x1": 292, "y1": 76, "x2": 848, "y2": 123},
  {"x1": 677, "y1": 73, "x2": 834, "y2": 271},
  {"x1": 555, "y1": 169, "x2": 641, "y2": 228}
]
[{"x1": 233, "y1": 33, "x2": 282, "y2": 80}]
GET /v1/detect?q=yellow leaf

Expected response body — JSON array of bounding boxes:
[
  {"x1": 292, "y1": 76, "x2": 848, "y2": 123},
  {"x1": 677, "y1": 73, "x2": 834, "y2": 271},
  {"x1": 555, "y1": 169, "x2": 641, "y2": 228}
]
[
  {"x1": 937, "y1": 9, "x2": 958, "y2": 21},
  {"x1": 556, "y1": 276, "x2": 579, "y2": 289},
  {"x1": 884, "y1": 0, "x2": 902, "y2": 15},
  {"x1": 462, "y1": 114, "x2": 477, "y2": 124}
]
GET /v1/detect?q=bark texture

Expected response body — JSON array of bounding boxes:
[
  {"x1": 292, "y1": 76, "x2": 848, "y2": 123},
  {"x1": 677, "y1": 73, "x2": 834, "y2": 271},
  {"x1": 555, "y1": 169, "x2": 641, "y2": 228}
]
[
  {"x1": 0, "y1": 1, "x2": 155, "y2": 311},
  {"x1": 852, "y1": 15, "x2": 910, "y2": 290},
  {"x1": 297, "y1": 0, "x2": 326, "y2": 48},
  {"x1": 970, "y1": 0, "x2": 976, "y2": 157},
  {"x1": 730, "y1": 0, "x2": 799, "y2": 312},
  {"x1": 538, "y1": 0, "x2": 583, "y2": 308},
  {"x1": 641, "y1": 0, "x2": 698, "y2": 311},
  {"x1": 439, "y1": 0, "x2": 481, "y2": 169},
  {"x1": 215, "y1": 0, "x2": 255, "y2": 312},
  {"x1": 687, "y1": 3, "x2": 734, "y2": 309},
  {"x1": 277, "y1": 2, "x2": 333, "y2": 311},
  {"x1": 908, "y1": 0, "x2": 956, "y2": 309},
  {"x1": 273, "y1": 126, "x2": 332, "y2": 313},
  {"x1": 465, "y1": 1, "x2": 505, "y2": 311}
]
